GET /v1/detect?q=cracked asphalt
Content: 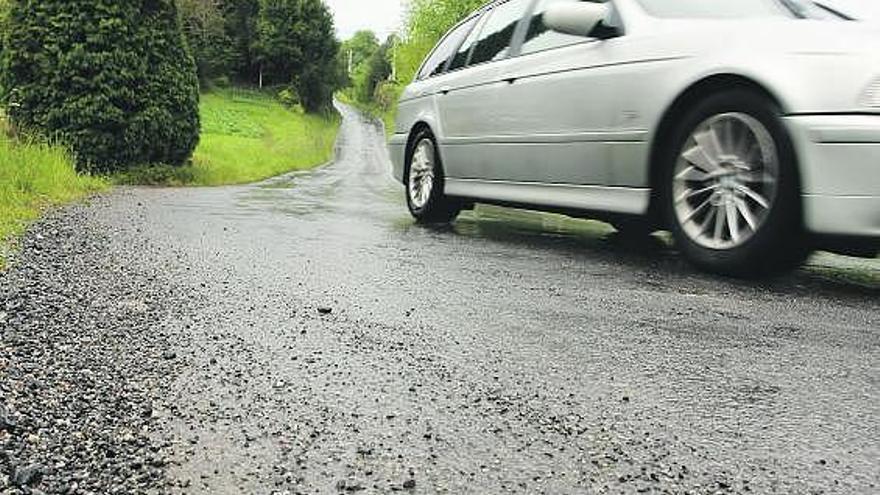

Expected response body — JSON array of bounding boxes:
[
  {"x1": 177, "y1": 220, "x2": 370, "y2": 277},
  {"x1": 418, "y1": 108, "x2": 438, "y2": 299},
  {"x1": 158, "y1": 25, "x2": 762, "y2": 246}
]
[{"x1": 1, "y1": 104, "x2": 879, "y2": 494}]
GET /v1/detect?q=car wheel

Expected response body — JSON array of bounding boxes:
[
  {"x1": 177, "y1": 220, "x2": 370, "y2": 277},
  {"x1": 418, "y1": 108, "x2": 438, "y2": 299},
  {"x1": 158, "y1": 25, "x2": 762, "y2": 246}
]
[
  {"x1": 612, "y1": 217, "x2": 656, "y2": 238},
  {"x1": 405, "y1": 129, "x2": 461, "y2": 224},
  {"x1": 662, "y1": 90, "x2": 808, "y2": 277}
]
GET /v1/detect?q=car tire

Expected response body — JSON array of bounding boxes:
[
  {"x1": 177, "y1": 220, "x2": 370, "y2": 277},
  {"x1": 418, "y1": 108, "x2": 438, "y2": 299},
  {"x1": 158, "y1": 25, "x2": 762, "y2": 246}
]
[
  {"x1": 661, "y1": 90, "x2": 809, "y2": 277},
  {"x1": 612, "y1": 217, "x2": 656, "y2": 239},
  {"x1": 405, "y1": 128, "x2": 461, "y2": 224}
]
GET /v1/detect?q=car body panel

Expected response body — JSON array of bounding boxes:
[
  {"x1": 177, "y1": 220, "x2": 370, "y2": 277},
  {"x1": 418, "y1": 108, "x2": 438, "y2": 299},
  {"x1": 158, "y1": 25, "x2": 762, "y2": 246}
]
[
  {"x1": 788, "y1": 114, "x2": 880, "y2": 237},
  {"x1": 390, "y1": 0, "x2": 880, "y2": 243},
  {"x1": 445, "y1": 178, "x2": 650, "y2": 215}
]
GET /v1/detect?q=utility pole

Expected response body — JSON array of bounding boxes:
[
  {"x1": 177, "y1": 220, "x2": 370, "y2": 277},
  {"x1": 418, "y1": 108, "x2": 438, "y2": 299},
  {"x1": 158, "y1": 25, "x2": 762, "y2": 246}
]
[
  {"x1": 391, "y1": 43, "x2": 397, "y2": 82},
  {"x1": 347, "y1": 48, "x2": 353, "y2": 76}
]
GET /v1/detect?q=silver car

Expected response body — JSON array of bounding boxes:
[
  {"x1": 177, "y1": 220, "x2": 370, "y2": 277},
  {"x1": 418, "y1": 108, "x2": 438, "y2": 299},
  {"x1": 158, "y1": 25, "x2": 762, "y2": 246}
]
[{"x1": 388, "y1": 0, "x2": 880, "y2": 276}]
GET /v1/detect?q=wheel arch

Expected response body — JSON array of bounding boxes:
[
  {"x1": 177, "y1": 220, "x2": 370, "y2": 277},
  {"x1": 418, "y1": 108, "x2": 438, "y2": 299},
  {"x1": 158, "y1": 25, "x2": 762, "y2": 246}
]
[
  {"x1": 405, "y1": 121, "x2": 436, "y2": 170},
  {"x1": 646, "y1": 74, "x2": 792, "y2": 226}
]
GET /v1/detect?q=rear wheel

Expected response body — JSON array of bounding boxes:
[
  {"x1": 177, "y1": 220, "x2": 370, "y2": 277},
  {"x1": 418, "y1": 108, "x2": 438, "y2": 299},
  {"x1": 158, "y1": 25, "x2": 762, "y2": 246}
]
[
  {"x1": 405, "y1": 129, "x2": 461, "y2": 224},
  {"x1": 662, "y1": 90, "x2": 808, "y2": 276}
]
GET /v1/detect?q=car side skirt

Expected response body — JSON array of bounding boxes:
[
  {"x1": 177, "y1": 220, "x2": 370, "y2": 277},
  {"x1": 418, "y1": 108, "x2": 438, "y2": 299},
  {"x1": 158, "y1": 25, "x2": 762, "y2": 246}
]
[{"x1": 444, "y1": 178, "x2": 651, "y2": 216}]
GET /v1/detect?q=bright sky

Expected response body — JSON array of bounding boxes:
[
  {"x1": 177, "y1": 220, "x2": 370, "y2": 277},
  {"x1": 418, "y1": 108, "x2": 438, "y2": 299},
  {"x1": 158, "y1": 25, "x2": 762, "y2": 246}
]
[
  {"x1": 323, "y1": 0, "x2": 880, "y2": 42},
  {"x1": 324, "y1": 0, "x2": 404, "y2": 41}
]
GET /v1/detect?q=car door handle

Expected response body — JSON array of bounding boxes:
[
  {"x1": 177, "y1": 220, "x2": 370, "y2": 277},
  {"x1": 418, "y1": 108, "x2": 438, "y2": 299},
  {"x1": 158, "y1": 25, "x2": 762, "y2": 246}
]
[
  {"x1": 504, "y1": 77, "x2": 517, "y2": 84},
  {"x1": 439, "y1": 86, "x2": 452, "y2": 95}
]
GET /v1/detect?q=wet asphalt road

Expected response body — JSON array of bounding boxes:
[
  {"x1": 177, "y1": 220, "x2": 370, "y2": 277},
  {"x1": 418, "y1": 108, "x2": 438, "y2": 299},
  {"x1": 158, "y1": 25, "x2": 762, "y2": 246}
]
[{"x1": 4, "y1": 104, "x2": 880, "y2": 494}]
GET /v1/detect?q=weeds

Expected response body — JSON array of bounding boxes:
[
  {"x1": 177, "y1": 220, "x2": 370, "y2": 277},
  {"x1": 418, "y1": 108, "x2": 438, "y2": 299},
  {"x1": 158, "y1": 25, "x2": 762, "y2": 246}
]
[{"x1": 0, "y1": 114, "x2": 107, "y2": 267}]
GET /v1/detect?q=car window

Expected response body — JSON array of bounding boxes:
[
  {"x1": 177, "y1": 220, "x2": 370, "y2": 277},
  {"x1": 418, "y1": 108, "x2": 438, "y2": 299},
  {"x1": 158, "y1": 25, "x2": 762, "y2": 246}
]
[
  {"x1": 469, "y1": 0, "x2": 532, "y2": 66},
  {"x1": 520, "y1": 0, "x2": 606, "y2": 56},
  {"x1": 417, "y1": 16, "x2": 480, "y2": 80},
  {"x1": 449, "y1": 13, "x2": 488, "y2": 71}
]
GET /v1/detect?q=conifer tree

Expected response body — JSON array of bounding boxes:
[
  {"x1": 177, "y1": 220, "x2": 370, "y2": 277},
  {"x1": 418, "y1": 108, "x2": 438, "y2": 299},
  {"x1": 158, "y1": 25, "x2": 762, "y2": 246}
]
[{"x1": 0, "y1": 0, "x2": 200, "y2": 171}]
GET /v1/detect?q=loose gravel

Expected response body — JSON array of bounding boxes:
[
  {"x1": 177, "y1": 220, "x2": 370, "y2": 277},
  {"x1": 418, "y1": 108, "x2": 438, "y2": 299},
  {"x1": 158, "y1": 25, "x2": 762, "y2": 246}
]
[{"x1": 0, "y1": 196, "x2": 196, "y2": 494}]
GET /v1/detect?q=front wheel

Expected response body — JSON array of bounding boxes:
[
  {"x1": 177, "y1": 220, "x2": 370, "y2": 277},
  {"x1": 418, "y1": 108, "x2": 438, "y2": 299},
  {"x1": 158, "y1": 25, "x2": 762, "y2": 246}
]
[
  {"x1": 662, "y1": 90, "x2": 809, "y2": 277},
  {"x1": 406, "y1": 129, "x2": 461, "y2": 224}
]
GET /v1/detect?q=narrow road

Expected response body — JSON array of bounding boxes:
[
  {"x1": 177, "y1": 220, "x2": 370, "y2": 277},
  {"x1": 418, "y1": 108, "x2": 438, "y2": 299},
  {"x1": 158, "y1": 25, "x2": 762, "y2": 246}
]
[{"x1": 1, "y1": 105, "x2": 878, "y2": 494}]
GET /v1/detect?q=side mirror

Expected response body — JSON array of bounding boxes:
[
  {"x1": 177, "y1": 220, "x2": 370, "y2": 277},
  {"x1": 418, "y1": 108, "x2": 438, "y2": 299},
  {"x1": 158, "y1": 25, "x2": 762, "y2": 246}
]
[{"x1": 544, "y1": 2, "x2": 610, "y2": 38}]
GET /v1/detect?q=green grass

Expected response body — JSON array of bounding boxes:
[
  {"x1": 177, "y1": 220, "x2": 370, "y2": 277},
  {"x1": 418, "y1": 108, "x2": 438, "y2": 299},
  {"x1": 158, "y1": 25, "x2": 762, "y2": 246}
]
[
  {"x1": 0, "y1": 117, "x2": 108, "y2": 268},
  {"x1": 116, "y1": 89, "x2": 340, "y2": 186}
]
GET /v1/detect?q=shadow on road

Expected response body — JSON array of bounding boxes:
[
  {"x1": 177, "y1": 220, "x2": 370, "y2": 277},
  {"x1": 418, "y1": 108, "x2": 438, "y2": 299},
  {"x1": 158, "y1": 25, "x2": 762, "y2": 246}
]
[{"x1": 405, "y1": 204, "x2": 880, "y2": 298}]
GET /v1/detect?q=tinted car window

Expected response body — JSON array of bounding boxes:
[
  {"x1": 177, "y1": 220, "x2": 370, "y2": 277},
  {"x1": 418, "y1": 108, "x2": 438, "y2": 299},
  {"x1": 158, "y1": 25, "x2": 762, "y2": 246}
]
[
  {"x1": 449, "y1": 14, "x2": 488, "y2": 71},
  {"x1": 521, "y1": 0, "x2": 601, "y2": 56},
  {"x1": 469, "y1": 0, "x2": 531, "y2": 66},
  {"x1": 418, "y1": 16, "x2": 479, "y2": 80}
]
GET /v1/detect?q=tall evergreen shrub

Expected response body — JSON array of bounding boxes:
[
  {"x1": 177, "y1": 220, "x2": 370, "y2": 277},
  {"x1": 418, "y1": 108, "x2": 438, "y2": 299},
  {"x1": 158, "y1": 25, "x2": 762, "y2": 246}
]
[{"x1": 0, "y1": 0, "x2": 200, "y2": 171}]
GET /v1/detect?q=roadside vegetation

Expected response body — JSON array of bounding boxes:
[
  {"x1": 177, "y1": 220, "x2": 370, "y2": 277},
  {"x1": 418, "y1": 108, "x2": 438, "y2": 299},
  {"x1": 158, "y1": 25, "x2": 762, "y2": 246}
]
[
  {"x1": 0, "y1": 0, "x2": 480, "y2": 263},
  {"x1": 339, "y1": 0, "x2": 484, "y2": 133},
  {"x1": 0, "y1": 114, "x2": 107, "y2": 267},
  {"x1": 117, "y1": 89, "x2": 339, "y2": 186},
  {"x1": 394, "y1": 0, "x2": 486, "y2": 84},
  {"x1": 179, "y1": 0, "x2": 343, "y2": 111},
  {"x1": 1, "y1": 0, "x2": 200, "y2": 172},
  {"x1": 336, "y1": 31, "x2": 397, "y2": 134},
  {"x1": 0, "y1": 0, "x2": 346, "y2": 262}
]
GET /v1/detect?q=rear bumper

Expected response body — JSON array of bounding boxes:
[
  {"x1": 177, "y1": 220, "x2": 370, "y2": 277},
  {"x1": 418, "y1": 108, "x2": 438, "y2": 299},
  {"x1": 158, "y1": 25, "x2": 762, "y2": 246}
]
[
  {"x1": 389, "y1": 134, "x2": 408, "y2": 185},
  {"x1": 786, "y1": 115, "x2": 880, "y2": 241}
]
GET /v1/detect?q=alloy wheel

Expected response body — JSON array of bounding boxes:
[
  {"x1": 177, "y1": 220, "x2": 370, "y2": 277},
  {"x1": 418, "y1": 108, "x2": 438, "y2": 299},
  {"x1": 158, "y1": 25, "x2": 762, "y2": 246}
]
[
  {"x1": 408, "y1": 138, "x2": 436, "y2": 210},
  {"x1": 673, "y1": 112, "x2": 779, "y2": 250}
]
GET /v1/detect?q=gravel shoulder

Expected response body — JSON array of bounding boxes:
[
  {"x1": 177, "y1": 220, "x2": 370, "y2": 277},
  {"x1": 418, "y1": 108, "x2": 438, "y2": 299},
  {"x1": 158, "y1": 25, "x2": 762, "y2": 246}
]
[{"x1": 0, "y1": 194, "x2": 197, "y2": 494}]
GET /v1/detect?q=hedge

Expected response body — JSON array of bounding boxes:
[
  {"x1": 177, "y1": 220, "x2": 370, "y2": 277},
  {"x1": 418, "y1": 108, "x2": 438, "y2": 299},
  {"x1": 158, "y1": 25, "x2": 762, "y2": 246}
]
[{"x1": 0, "y1": 0, "x2": 200, "y2": 172}]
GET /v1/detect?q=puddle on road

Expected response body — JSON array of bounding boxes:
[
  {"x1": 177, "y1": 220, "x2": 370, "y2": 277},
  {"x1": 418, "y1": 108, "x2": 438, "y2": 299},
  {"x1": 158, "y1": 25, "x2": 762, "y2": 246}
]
[
  {"x1": 256, "y1": 172, "x2": 303, "y2": 190},
  {"x1": 233, "y1": 167, "x2": 349, "y2": 218},
  {"x1": 390, "y1": 205, "x2": 615, "y2": 242}
]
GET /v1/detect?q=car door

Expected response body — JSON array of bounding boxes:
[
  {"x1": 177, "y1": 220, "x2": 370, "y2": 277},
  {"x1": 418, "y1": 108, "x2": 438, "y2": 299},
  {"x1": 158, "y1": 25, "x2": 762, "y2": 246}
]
[
  {"x1": 436, "y1": 0, "x2": 534, "y2": 180},
  {"x1": 489, "y1": 0, "x2": 628, "y2": 185}
]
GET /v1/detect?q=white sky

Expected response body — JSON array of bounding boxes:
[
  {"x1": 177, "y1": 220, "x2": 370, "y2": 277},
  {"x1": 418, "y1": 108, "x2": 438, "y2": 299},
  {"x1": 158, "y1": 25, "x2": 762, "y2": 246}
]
[
  {"x1": 324, "y1": 0, "x2": 404, "y2": 41},
  {"x1": 323, "y1": 0, "x2": 880, "y2": 42}
]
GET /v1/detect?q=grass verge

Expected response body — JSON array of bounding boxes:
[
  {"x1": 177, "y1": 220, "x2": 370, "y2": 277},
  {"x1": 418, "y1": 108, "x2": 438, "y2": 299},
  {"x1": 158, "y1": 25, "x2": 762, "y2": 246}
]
[
  {"x1": 116, "y1": 89, "x2": 340, "y2": 186},
  {"x1": 0, "y1": 117, "x2": 108, "y2": 268}
]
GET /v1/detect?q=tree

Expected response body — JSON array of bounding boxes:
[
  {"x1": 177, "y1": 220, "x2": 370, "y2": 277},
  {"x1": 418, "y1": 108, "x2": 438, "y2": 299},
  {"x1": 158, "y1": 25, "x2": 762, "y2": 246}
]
[
  {"x1": 179, "y1": 0, "x2": 236, "y2": 84},
  {"x1": 337, "y1": 30, "x2": 379, "y2": 89},
  {"x1": 0, "y1": 0, "x2": 200, "y2": 171},
  {"x1": 255, "y1": 0, "x2": 340, "y2": 112},
  {"x1": 339, "y1": 30, "x2": 381, "y2": 101},
  {"x1": 255, "y1": 0, "x2": 301, "y2": 87},
  {"x1": 395, "y1": 0, "x2": 485, "y2": 84},
  {"x1": 364, "y1": 36, "x2": 393, "y2": 99},
  {"x1": 348, "y1": 34, "x2": 393, "y2": 104},
  {"x1": 0, "y1": 0, "x2": 8, "y2": 84},
  {"x1": 341, "y1": 30, "x2": 380, "y2": 74},
  {"x1": 220, "y1": 0, "x2": 260, "y2": 83}
]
